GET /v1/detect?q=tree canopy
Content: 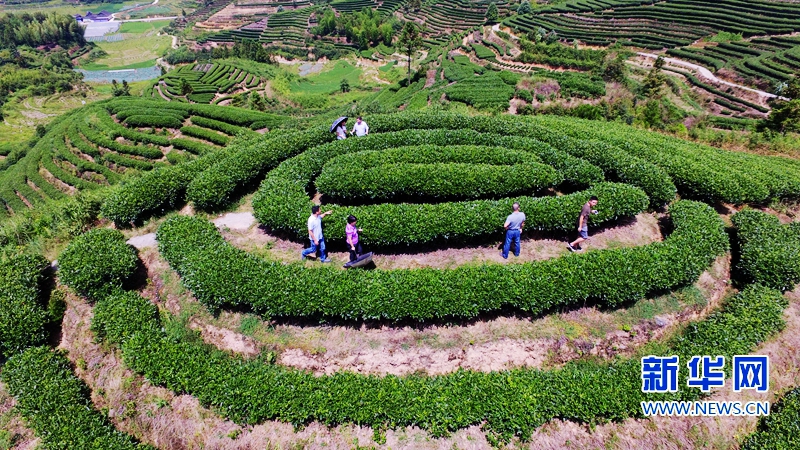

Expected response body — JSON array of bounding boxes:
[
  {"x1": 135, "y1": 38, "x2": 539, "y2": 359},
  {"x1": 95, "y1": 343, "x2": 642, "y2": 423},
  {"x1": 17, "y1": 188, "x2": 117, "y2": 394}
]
[{"x1": 0, "y1": 12, "x2": 85, "y2": 50}]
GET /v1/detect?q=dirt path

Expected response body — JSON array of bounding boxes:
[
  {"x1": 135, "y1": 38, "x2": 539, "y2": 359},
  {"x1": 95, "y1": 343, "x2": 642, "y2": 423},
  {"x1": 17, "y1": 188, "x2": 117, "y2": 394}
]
[
  {"x1": 638, "y1": 52, "x2": 780, "y2": 100},
  {"x1": 226, "y1": 212, "x2": 663, "y2": 270},
  {"x1": 155, "y1": 82, "x2": 170, "y2": 101},
  {"x1": 0, "y1": 383, "x2": 39, "y2": 450},
  {"x1": 130, "y1": 211, "x2": 732, "y2": 377}
]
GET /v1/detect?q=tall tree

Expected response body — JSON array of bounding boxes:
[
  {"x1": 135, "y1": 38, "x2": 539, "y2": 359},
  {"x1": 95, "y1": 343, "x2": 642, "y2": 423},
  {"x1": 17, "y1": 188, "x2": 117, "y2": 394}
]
[
  {"x1": 641, "y1": 55, "x2": 666, "y2": 98},
  {"x1": 517, "y1": 1, "x2": 532, "y2": 14},
  {"x1": 761, "y1": 76, "x2": 800, "y2": 133},
  {"x1": 486, "y1": 2, "x2": 499, "y2": 23},
  {"x1": 398, "y1": 21, "x2": 421, "y2": 84}
]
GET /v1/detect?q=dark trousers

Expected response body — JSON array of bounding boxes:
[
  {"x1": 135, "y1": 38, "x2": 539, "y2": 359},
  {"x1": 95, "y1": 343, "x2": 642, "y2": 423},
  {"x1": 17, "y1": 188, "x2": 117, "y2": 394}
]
[
  {"x1": 348, "y1": 242, "x2": 363, "y2": 262},
  {"x1": 502, "y1": 229, "x2": 521, "y2": 258}
]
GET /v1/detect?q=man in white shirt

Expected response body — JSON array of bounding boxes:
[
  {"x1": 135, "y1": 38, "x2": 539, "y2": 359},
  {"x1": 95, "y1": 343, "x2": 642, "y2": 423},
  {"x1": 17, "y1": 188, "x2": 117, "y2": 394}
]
[
  {"x1": 301, "y1": 205, "x2": 333, "y2": 262},
  {"x1": 351, "y1": 116, "x2": 369, "y2": 137}
]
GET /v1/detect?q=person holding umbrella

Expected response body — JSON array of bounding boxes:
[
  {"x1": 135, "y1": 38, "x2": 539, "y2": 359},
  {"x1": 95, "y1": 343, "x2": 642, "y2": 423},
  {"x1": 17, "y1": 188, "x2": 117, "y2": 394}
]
[{"x1": 331, "y1": 116, "x2": 348, "y2": 140}]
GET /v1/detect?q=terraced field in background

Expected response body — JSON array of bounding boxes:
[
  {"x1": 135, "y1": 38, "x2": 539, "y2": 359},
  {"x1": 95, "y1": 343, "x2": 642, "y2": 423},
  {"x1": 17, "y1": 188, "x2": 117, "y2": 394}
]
[
  {"x1": 0, "y1": 98, "x2": 285, "y2": 218},
  {"x1": 506, "y1": 0, "x2": 800, "y2": 49},
  {"x1": 667, "y1": 35, "x2": 800, "y2": 90},
  {"x1": 149, "y1": 62, "x2": 266, "y2": 103},
  {"x1": 203, "y1": 0, "x2": 510, "y2": 49}
]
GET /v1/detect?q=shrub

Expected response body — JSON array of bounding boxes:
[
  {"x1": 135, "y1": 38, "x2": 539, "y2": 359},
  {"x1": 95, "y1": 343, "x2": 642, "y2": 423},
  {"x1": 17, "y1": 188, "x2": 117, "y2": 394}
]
[
  {"x1": 445, "y1": 73, "x2": 515, "y2": 112},
  {"x1": 100, "y1": 147, "x2": 238, "y2": 226},
  {"x1": 365, "y1": 112, "x2": 676, "y2": 206},
  {"x1": 94, "y1": 282, "x2": 783, "y2": 442},
  {"x1": 160, "y1": 201, "x2": 726, "y2": 320},
  {"x1": 180, "y1": 126, "x2": 230, "y2": 146},
  {"x1": 1, "y1": 347, "x2": 153, "y2": 450},
  {"x1": 0, "y1": 254, "x2": 51, "y2": 358},
  {"x1": 171, "y1": 138, "x2": 214, "y2": 155},
  {"x1": 124, "y1": 115, "x2": 183, "y2": 129},
  {"x1": 515, "y1": 89, "x2": 533, "y2": 102},
  {"x1": 257, "y1": 178, "x2": 645, "y2": 247},
  {"x1": 189, "y1": 116, "x2": 248, "y2": 136},
  {"x1": 252, "y1": 128, "x2": 633, "y2": 246},
  {"x1": 733, "y1": 209, "x2": 800, "y2": 291},
  {"x1": 186, "y1": 129, "x2": 333, "y2": 210},
  {"x1": 315, "y1": 145, "x2": 560, "y2": 201},
  {"x1": 742, "y1": 387, "x2": 800, "y2": 449},
  {"x1": 58, "y1": 228, "x2": 138, "y2": 297},
  {"x1": 92, "y1": 290, "x2": 161, "y2": 346}
]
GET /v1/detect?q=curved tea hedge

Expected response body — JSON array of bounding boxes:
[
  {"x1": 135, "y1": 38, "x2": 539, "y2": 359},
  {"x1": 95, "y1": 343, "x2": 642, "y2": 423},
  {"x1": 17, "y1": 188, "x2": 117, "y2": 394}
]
[
  {"x1": 185, "y1": 129, "x2": 333, "y2": 210},
  {"x1": 0, "y1": 254, "x2": 51, "y2": 358},
  {"x1": 92, "y1": 282, "x2": 786, "y2": 441},
  {"x1": 363, "y1": 113, "x2": 676, "y2": 206},
  {"x1": 58, "y1": 228, "x2": 138, "y2": 298},
  {"x1": 200, "y1": 128, "x2": 601, "y2": 211},
  {"x1": 257, "y1": 178, "x2": 647, "y2": 247},
  {"x1": 0, "y1": 346, "x2": 153, "y2": 450},
  {"x1": 742, "y1": 387, "x2": 800, "y2": 450},
  {"x1": 366, "y1": 112, "x2": 800, "y2": 204},
  {"x1": 251, "y1": 126, "x2": 644, "y2": 246},
  {"x1": 158, "y1": 200, "x2": 727, "y2": 320},
  {"x1": 732, "y1": 210, "x2": 800, "y2": 291},
  {"x1": 315, "y1": 145, "x2": 560, "y2": 201}
]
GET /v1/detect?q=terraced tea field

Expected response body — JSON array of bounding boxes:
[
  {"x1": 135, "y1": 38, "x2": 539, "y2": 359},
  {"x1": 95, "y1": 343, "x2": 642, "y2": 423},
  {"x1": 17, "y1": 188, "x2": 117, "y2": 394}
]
[
  {"x1": 149, "y1": 62, "x2": 266, "y2": 103},
  {"x1": 2, "y1": 107, "x2": 799, "y2": 449},
  {"x1": 0, "y1": 98, "x2": 284, "y2": 217}
]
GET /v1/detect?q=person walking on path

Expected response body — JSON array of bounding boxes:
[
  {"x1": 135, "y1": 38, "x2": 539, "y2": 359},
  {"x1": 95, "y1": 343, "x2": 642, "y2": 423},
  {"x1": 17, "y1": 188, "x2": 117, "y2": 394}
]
[
  {"x1": 568, "y1": 196, "x2": 599, "y2": 252},
  {"x1": 302, "y1": 205, "x2": 334, "y2": 262},
  {"x1": 502, "y1": 202, "x2": 525, "y2": 259},
  {"x1": 335, "y1": 118, "x2": 348, "y2": 140},
  {"x1": 345, "y1": 215, "x2": 363, "y2": 262},
  {"x1": 351, "y1": 116, "x2": 369, "y2": 137}
]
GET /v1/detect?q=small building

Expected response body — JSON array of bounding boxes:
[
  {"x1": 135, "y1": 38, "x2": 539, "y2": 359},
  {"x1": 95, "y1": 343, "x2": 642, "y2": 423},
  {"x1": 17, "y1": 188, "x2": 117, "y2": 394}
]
[{"x1": 83, "y1": 11, "x2": 112, "y2": 22}]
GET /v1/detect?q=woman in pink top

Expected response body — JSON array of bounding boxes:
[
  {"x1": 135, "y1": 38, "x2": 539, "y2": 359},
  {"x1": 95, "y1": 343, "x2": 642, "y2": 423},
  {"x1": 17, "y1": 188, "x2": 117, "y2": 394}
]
[{"x1": 346, "y1": 215, "x2": 363, "y2": 262}]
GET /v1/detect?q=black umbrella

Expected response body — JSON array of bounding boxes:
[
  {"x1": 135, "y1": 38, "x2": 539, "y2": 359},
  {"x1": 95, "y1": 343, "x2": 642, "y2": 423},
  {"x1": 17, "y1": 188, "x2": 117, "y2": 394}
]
[{"x1": 330, "y1": 116, "x2": 348, "y2": 132}]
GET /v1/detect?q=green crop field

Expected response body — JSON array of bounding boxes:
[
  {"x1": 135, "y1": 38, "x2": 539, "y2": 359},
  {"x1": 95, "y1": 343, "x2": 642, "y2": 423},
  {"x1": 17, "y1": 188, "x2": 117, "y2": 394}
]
[
  {"x1": 78, "y1": 32, "x2": 172, "y2": 70},
  {"x1": 289, "y1": 60, "x2": 363, "y2": 95},
  {"x1": 117, "y1": 20, "x2": 172, "y2": 34}
]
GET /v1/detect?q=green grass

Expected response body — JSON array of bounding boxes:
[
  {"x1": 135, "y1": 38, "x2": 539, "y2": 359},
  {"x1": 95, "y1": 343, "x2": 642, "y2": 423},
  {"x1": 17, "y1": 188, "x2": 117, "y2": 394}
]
[
  {"x1": 118, "y1": 20, "x2": 171, "y2": 34},
  {"x1": 123, "y1": 0, "x2": 191, "y2": 19},
  {"x1": 378, "y1": 61, "x2": 397, "y2": 72},
  {"x1": 88, "y1": 80, "x2": 152, "y2": 96},
  {"x1": 79, "y1": 59, "x2": 160, "y2": 70},
  {"x1": 78, "y1": 33, "x2": 171, "y2": 70},
  {"x1": 0, "y1": 0, "x2": 144, "y2": 15},
  {"x1": 289, "y1": 60, "x2": 363, "y2": 95},
  {"x1": 0, "y1": 91, "x2": 109, "y2": 144}
]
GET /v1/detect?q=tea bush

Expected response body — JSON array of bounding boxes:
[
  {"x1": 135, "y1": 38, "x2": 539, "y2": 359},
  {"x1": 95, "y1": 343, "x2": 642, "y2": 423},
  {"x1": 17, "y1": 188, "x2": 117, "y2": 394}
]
[
  {"x1": 256, "y1": 180, "x2": 647, "y2": 247},
  {"x1": 732, "y1": 209, "x2": 800, "y2": 291},
  {"x1": 185, "y1": 129, "x2": 333, "y2": 210},
  {"x1": 159, "y1": 201, "x2": 726, "y2": 320},
  {"x1": 316, "y1": 145, "x2": 560, "y2": 200},
  {"x1": 93, "y1": 283, "x2": 784, "y2": 442},
  {"x1": 58, "y1": 228, "x2": 138, "y2": 298},
  {"x1": 0, "y1": 346, "x2": 153, "y2": 450},
  {"x1": 0, "y1": 254, "x2": 51, "y2": 358},
  {"x1": 742, "y1": 387, "x2": 800, "y2": 450}
]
